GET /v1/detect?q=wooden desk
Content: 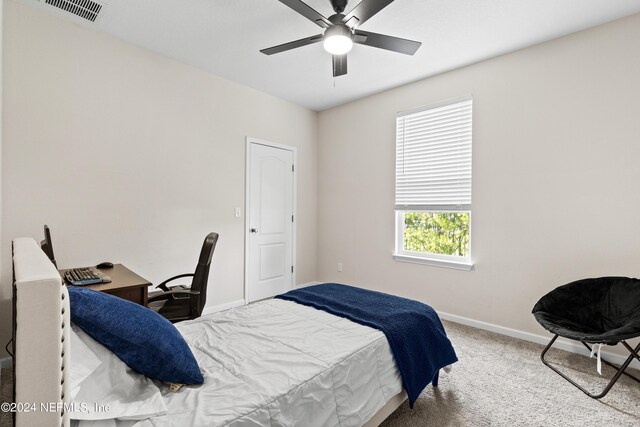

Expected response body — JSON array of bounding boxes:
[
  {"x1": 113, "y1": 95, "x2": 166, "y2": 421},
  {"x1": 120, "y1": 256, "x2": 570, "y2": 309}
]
[{"x1": 61, "y1": 264, "x2": 150, "y2": 306}]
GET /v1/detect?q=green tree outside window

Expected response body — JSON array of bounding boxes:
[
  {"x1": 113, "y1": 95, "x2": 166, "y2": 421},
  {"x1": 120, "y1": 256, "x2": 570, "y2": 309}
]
[{"x1": 403, "y1": 212, "x2": 469, "y2": 257}]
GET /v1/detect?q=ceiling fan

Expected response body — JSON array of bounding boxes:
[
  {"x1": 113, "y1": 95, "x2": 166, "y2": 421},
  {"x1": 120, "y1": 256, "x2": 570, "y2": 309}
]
[{"x1": 260, "y1": 0, "x2": 422, "y2": 77}]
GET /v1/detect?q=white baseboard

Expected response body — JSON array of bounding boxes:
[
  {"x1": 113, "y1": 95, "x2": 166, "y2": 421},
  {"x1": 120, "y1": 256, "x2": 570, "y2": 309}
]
[
  {"x1": 201, "y1": 299, "x2": 246, "y2": 316},
  {"x1": 0, "y1": 356, "x2": 12, "y2": 369},
  {"x1": 295, "y1": 281, "x2": 321, "y2": 289},
  {"x1": 438, "y1": 311, "x2": 640, "y2": 370}
]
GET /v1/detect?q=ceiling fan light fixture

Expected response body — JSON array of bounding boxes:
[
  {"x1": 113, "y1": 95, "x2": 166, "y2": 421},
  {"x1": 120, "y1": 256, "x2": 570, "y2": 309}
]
[{"x1": 323, "y1": 25, "x2": 353, "y2": 55}]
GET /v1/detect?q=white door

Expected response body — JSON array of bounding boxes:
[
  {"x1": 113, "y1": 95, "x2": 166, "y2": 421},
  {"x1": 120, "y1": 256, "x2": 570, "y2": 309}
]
[{"x1": 247, "y1": 141, "x2": 295, "y2": 302}]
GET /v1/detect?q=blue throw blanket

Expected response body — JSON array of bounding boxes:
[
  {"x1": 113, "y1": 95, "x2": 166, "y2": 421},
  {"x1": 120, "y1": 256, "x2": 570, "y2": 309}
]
[{"x1": 275, "y1": 283, "x2": 458, "y2": 408}]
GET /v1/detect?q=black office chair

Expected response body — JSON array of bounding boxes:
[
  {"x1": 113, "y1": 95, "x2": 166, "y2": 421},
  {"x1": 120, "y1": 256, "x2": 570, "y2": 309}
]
[
  {"x1": 41, "y1": 225, "x2": 57, "y2": 268},
  {"x1": 532, "y1": 277, "x2": 640, "y2": 398},
  {"x1": 148, "y1": 232, "x2": 219, "y2": 323}
]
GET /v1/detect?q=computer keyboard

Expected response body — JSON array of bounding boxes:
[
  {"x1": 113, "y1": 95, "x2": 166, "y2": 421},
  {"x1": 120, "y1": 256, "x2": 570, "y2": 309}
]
[{"x1": 64, "y1": 267, "x2": 111, "y2": 286}]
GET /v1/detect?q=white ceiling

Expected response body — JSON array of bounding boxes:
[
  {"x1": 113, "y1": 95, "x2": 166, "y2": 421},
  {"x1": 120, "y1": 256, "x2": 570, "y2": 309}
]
[{"x1": 22, "y1": 0, "x2": 640, "y2": 111}]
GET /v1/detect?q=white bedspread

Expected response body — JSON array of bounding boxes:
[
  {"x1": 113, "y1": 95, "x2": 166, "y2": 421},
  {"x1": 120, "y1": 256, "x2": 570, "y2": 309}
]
[{"x1": 75, "y1": 299, "x2": 403, "y2": 427}]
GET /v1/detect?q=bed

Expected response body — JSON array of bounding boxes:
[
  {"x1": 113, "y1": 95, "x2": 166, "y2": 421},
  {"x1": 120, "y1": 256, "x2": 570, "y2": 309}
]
[{"x1": 12, "y1": 237, "x2": 455, "y2": 427}]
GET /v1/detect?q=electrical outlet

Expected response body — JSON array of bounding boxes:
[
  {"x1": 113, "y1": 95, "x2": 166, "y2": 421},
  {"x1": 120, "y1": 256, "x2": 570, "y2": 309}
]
[
  {"x1": 235, "y1": 207, "x2": 241, "y2": 218},
  {"x1": 337, "y1": 262, "x2": 343, "y2": 272}
]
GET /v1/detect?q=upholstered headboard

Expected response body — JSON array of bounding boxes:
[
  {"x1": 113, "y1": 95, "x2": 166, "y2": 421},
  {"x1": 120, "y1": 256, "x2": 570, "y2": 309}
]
[{"x1": 12, "y1": 237, "x2": 70, "y2": 427}]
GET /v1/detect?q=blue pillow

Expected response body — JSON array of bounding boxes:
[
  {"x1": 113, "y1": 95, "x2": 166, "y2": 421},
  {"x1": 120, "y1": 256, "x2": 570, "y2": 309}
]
[{"x1": 67, "y1": 286, "x2": 203, "y2": 385}]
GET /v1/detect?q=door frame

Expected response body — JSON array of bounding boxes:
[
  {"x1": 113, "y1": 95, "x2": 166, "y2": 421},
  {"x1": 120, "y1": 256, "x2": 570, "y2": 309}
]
[{"x1": 244, "y1": 137, "x2": 297, "y2": 304}]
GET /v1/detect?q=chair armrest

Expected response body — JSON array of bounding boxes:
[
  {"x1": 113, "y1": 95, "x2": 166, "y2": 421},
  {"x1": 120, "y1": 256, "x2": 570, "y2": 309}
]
[
  {"x1": 155, "y1": 273, "x2": 195, "y2": 292},
  {"x1": 148, "y1": 289, "x2": 200, "y2": 303}
]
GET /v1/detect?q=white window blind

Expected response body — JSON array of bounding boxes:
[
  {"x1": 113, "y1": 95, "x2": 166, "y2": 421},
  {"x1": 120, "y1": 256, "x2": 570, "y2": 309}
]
[{"x1": 395, "y1": 98, "x2": 472, "y2": 211}]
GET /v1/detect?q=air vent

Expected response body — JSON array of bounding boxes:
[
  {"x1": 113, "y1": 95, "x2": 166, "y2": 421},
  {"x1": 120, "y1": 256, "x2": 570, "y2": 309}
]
[{"x1": 44, "y1": 0, "x2": 104, "y2": 22}]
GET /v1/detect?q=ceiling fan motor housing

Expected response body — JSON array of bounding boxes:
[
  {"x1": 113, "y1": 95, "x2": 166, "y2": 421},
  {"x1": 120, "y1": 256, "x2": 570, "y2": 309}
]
[{"x1": 328, "y1": 13, "x2": 347, "y2": 25}]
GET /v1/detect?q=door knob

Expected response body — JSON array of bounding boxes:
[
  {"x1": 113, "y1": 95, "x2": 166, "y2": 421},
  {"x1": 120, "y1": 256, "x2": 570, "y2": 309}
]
[{"x1": 250, "y1": 228, "x2": 258, "y2": 234}]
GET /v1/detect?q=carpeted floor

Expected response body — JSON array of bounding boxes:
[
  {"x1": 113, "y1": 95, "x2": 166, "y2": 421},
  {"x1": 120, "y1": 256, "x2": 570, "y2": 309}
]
[
  {"x1": 381, "y1": 321, "x2": 640, "y2": 427},
  {"x1": 1, "y1": 368, "x2": 11, "y2": 427},
  {"x1": 1, "y1": 320, "x2": 638, "y2": 426}
]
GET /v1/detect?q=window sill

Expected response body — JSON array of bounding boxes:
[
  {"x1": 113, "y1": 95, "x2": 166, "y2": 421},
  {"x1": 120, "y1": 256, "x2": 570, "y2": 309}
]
[{"x1": 392, "y1": 254, "x2": 474, "y2": 271}]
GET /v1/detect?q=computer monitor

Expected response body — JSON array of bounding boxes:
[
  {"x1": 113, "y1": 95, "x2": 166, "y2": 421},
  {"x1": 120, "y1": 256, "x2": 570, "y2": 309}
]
[{"x1": 41, "y1": 224, "x2": 57, "y2": 268}]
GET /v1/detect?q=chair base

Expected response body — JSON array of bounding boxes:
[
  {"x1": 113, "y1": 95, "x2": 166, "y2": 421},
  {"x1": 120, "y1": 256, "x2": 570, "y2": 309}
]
[{"x1": 540, "y1": 334, "x2": 640, "y2": 399}]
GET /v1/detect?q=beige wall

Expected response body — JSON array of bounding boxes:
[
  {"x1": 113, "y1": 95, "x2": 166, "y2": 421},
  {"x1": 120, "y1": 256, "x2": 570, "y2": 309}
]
[
  {"x1": 317, "y1": 14, "x2": 640, "y2": 339},
  {"x1": 0, "y1": 0, "x2": 5, "y2": 360},
  {"x1": 1, "y1": 0, "x2": 317, "y2": 355}
]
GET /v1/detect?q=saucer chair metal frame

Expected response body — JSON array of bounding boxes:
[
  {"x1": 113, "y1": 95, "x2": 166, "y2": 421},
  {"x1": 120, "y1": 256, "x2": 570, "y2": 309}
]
[{"x1": 540, "y1": 334, "x2": 640, "y2": 399}]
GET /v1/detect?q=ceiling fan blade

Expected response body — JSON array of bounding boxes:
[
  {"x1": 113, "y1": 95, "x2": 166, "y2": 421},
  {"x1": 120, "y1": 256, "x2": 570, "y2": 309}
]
[
  {"x1": 342, "y1": 0, "x2": 395, "y2": 28},
  {"x1": 353, "y1": 30, "x2": 421, "y2": 55},
  {"x1": 260, "y1": 34, "x2": 323, "y2": 55},
  {"x1": 277, "y1": 0, "x2": 332, "y2": 28},
  {"x1": 332, "y1": 54, "x2": 347, "y2": 77}
]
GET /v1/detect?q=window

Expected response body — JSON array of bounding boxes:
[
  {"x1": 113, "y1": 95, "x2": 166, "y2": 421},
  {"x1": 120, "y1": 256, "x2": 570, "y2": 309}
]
[{"x1": 394, "y1": 97, "x2": 473, "y2": 270}]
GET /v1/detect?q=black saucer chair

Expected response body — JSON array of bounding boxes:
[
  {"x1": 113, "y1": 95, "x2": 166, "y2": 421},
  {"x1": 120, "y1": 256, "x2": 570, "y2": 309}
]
[
  {"x1": 532, "y1": 277, "x2": 640, "y2": 398},
  {"x1": 148, "y1": 232, "x2": 219, "y2": 323}
]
